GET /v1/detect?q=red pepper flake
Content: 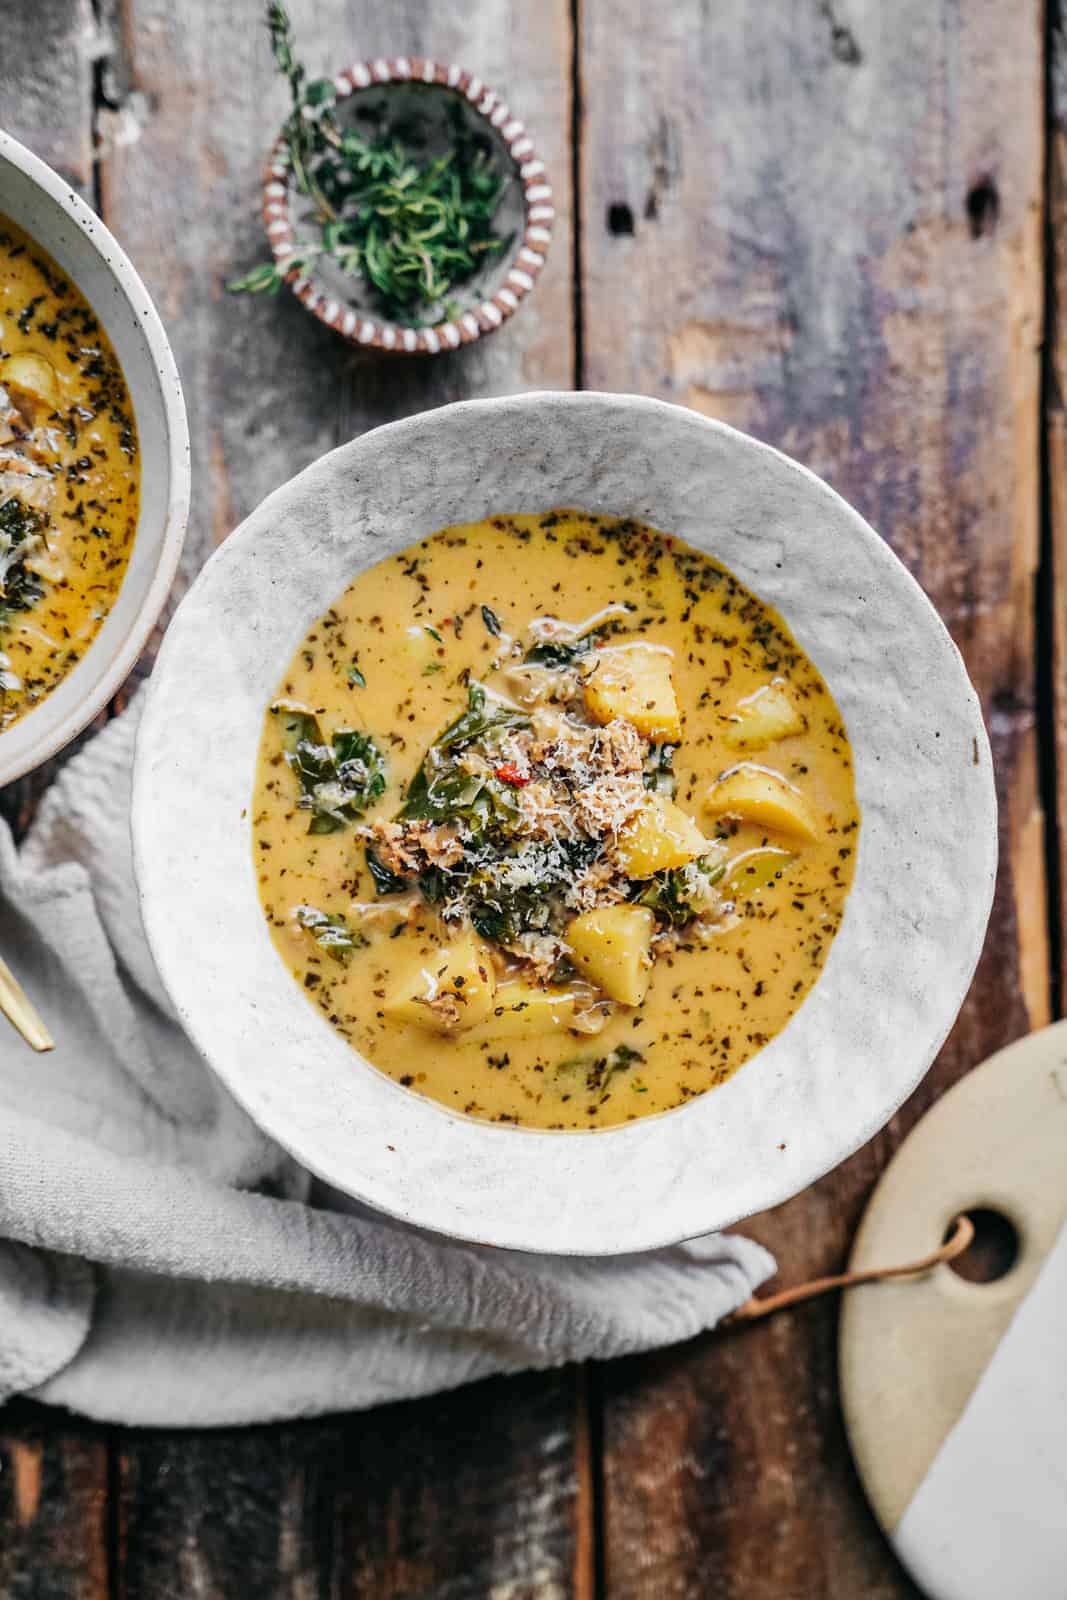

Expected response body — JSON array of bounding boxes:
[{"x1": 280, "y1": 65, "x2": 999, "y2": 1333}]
[{"x1": 495, "y1": 763, "x2": 531, "y2": 787}]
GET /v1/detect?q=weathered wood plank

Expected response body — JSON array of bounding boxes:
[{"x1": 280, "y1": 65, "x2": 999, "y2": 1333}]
[
  {"x1": 114, "y1": 1373, "x2": 583, "y2": 1600},
  {"x1": 1049, "y1": 0, "x2": 1067, "y2": 989},
  {"x1": 0, "y1": 0, "x2": 95, "y2": 197},
  {"x1": 0, "y1": 1402, "x2": 109, "y2": 1600},
  {"x1": 95, "y1": 2, "x2": 583, "y2": 1596},
  {"x1": 582, "y1": 1, "x2": 1045, "y2": 1593}
]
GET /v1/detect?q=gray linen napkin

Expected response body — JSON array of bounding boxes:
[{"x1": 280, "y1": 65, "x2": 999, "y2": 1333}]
[{"x1": 0, "y1": 701, "x2": 774, "y2": 1426}]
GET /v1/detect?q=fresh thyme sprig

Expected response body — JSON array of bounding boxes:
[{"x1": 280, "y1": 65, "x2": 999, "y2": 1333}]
[{"x1": 229, "y1": 2, "x2": 512, "y2": 326}]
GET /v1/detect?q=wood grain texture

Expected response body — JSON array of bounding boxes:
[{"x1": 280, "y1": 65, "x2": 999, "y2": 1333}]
[
  {"x1": 0, "y1": 0, "x2": 95, "y2": 196},
  {"x1": 581, "y1": 1, "x2": 1045, "y2": 1594},
  {"x1": 113, "y1": 1374, "x2": 583, "y2": 1600},
  {"x1": 0, "y1": 1403, "x2": 109, "y2": 1600},
  {"x1": 1050, "y1": 0, "x2": 1067, "y2": 990}
]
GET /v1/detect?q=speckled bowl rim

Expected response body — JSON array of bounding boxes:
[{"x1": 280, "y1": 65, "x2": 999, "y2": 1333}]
[
  {"x1": 262, "y1": 57, "x2": 553, "y2": 354},
  {"x1": 133, "y1": 393, "x2": 998, "y2": 1256},
  {"x1": 0, "y1": 131, "x2": 190, "y2": 787}
]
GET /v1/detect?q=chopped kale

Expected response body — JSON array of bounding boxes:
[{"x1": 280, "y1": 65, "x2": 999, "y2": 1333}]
[
  {"x1": 272, "y1": 706, "x2": 386, "y2": 833},
  {"x1": 0, "y1": 497, "x2": 48, "y2": 618},
  {"x1": 396, "y1": 684, "x2": 529, "y2": 833},
  {"x1": 399, "y1": 762, "x2": 519, "y2": 835},
  {"x1": 468, "y1": 886, "x2": 552, "y2": 945},
  {"x1": 557, "y1": 1042, "x2": 646, "y2": 1102},
  {"x1": 294, "y1": 904, "x2": 363, "y2": 962},
  {"x1": 432, "y1": 682, "x2": 530, "y2": 753},
  {"x1": 366, "y1": 846, "x2": 409, "y2": 896},
  {"x1": 643, "y1": 743, "x2": 677, "y2": 796},
  {"x1": 521, "y1": 613, "x2": 626, "y2": 669},
  {"x1": 522, "y1": 634, "x2": 596, "y2": 669},
  {"x1": 631, "y1": 858, "x2": 725, "y2": 926}
]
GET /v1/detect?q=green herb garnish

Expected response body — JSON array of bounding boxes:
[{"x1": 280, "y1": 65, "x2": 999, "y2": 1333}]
[
  {"x1": 371, "y1": 683, "x2": 595, "y2": 942},
  {"x1": 294, "y1": 904, "x2": 363, "y2": 963},
  {"x1": 347, "y1": 662, "x2": 367, "y2": 687},
  {"x1": 399, "y1": 762, "x2": 519, "y2": 835},
  {"x1": 431, "y1": 683, "x2": 530, "y2": 753},
  {"x1": 631, "y1": 858, "x2": 726, "y2": 926},
  {"x1": 481, "y1": 604, "x2": 502, "y2": 637},
  {"x1": 522, "y1": 628, "x2": 601, "y2": 669},
  {"x1": 558, "y1": 1042, "x2": 646, "y2": 1103},
  {"x1": 229, "y1": 3, "x2": 512, "y2": 325},
  {"x1": 0, "y1": 497, "x2": 47, "y2": 622},
  {"x1": 394, "y1": 684, "x2": 529, "y2": 834},
  {"x1": 272, "y1": 705, "x2": 386, "y2": 833},
  {"x1": 643, "y1": 743, "x2": 677, "y2": 797},
  {"x1": 366, "y1": 847, "x2": 409, "y2": 897}
]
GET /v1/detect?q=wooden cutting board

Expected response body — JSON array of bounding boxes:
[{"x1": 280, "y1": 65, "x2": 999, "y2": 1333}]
[{"x1": 839, "y1": 1023, "x2": 1067, "y2": 1598}]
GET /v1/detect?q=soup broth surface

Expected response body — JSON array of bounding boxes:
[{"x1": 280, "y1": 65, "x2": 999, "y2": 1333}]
[
  {"x1": 253, "y1": 511, "x2": 859, "y2": 1129},
  {"x1": 0, "y1": 214, "x2": 139, "y2": 731}
]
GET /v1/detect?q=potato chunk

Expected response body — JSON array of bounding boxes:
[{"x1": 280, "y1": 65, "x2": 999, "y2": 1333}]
[
  {"x1": 583, "y1": 642, "x2": 682, "y2": 741},
  {"x1": 567, "y1": 905, "x2": 654, "y2": 1006},
  {"x1": 4, "y1": 352, "x2": 58, "y2": 418},
  {"x1": 467, "y1": 981, "x2": 581, "y2": 1041},
  {"x1": 705, "y1": 764, "x2": 818, "y2": 842},
  {"x1": 723, "y1": 680, "x2": 805, "y2": 749},
  {"x1": 383, "y1": 931, "x2": 496, "y2": 1033},
  {"x1": 724, "y1": 846, "x2": 794, "y2": 897},
  {"x1": 617, "y1": 793, "x2": 710, "y2": 878}
]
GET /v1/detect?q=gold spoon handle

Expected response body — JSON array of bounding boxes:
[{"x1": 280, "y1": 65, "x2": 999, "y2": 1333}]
[{"x1": 0, "y1": 953, "x2": 54, "y2": 1052}]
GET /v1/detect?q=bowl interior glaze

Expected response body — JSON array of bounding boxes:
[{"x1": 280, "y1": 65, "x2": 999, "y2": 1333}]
[{"x1": 133, "y1": 393, "x2": 996, "y2": 1255}]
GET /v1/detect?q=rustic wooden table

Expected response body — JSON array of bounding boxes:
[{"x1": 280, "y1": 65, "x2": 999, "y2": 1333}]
[{"x1": 0, "y1": 1, "x2": 1058, "y2": 1594}]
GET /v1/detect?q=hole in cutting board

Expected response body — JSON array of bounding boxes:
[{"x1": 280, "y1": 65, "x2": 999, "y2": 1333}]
[{"x1": 944, "y1": 1208, "x2": 1019, "y2": 1284}]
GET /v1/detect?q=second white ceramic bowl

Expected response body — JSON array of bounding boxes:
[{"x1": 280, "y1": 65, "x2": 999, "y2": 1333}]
[
  {"x1": 133, "y1": 393, "x2": 996, "y2": 1255},
  {"x1": 0, "y1": 132, "x2": 189, "y2": 787}
]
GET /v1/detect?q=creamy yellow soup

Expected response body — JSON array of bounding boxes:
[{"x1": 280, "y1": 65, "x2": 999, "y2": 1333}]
[
  {"x1": 253, "y1": 512, "x2": 859, "y2": 1129},
  {"x1": 0, "y1": 215, "x2": 139, "y2": 731}
]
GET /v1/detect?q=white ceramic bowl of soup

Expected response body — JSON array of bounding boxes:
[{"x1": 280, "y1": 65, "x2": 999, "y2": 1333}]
[
  {"x1": 133, "y1": 392, "x2": 996, "y2": 1255},
  {"x1": 0, "y1": 131, "x2": 189, "y2": 786}
]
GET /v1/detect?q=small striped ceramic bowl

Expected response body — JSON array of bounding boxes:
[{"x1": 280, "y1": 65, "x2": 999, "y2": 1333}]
[{"x1": 261, "y1": 58, "x2": 553, "y2": 355}]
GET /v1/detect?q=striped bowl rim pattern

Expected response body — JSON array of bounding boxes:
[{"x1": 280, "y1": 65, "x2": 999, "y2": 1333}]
[{"x1": 261, "y1": 57, "x2": 553, "y2": 355}]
